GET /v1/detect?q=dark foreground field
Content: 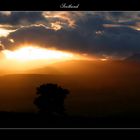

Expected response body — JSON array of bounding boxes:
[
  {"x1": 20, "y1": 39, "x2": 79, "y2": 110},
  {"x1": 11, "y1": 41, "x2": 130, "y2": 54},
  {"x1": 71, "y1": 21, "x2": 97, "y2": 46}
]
[{"x1": 0, "y1": 112, "x2": 140, "y2": 128}]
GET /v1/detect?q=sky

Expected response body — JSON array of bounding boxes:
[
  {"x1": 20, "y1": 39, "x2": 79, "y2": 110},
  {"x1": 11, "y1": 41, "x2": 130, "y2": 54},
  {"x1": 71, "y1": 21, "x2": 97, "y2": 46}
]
[{"x1": 0, "y1": 11, "x2": 140, "y2": 60}]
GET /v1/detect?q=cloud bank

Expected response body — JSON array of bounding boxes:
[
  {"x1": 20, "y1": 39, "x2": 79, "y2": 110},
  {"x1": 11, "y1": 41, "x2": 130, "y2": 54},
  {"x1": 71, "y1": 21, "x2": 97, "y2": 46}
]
[{"x1": 1, "y1": 11, "x2": 140, "y2": 59}]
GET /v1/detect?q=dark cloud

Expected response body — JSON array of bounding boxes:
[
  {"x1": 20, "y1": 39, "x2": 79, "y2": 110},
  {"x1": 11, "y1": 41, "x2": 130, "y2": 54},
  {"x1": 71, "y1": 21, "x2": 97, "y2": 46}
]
[
  {"x1": 0, "y1": 11, "x2": 45, "y2": 26},
  {"x1": 1, "y1": 11, "x2": 140, "y2": 59},
  {"x1": 97, "y1": 27, "x2": 140, "y2": 54},
  {"x1": 3, "y1": 25, "x2": 88, "y2": 52}
]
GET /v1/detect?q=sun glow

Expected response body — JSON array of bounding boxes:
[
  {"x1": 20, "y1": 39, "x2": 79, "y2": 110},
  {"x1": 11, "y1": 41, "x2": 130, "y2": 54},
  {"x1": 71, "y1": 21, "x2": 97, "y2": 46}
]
[
  {"x1": 0, "y1": 45, "x2": 93, "y2": 73},
  {"x1": 2, "y1": 46, "x2": 75, "y2": 62},
  {"x1": 1, "y1": 45, "x2": 92, "y2": 64}
]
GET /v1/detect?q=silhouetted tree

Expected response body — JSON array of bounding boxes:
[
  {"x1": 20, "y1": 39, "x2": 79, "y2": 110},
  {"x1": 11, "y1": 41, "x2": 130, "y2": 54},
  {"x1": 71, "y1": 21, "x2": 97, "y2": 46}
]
[{"x1": 34, "y1": 83, "x2": 69, "y2": 116}]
